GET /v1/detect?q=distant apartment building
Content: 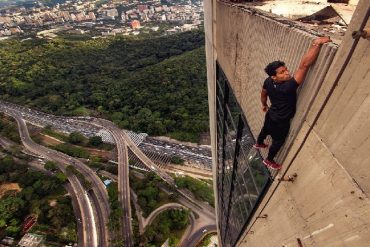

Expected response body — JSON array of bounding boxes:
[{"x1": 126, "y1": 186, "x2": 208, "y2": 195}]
[
  {"x1": 0, "y1": 29, "x2": 10, "y2": 36},
  {"x1": 0, "y1": 236, "x2": 15, "y2": 246},
  {"x1": 8, "y1": 26, "x2": 22, "y2": 34},
  {"x1": 70, "y1": 13, "x2": 76, "y2": 22},
  {"x1": 60, "y1": 11, "x2": 71, "y2": 21},
  {"x1": 75, "y1": 12, "x2": 85, "y2": 22},
  {"x1": 131, "y1": 20, "x2": 141, "y2": 29},
  {"x1": 155, "y1": 6, "x2": 163, "y2": 12},
  {"x1": 204, "y1": 0, "x2": 370, "y2": 246},
  {"x1": 17, "y1": 233, "x2": 44, "y2": 247},
  {"x1": 137, "y1": 4, "x2": 148, "y2": 12},
  {"x1": 106, "y1": 8, "x2": 119, "y2": 18},
  {"x1": 88, "y1": 12, "x2": 96, "y2": 21},
  {"x1": 0, "y1": 16, "x2": 12, "y2": 24}
]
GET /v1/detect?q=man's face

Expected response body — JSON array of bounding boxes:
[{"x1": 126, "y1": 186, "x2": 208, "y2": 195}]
[{"x1": 272, "y1": 66, "x2": 291, "y2": 82}]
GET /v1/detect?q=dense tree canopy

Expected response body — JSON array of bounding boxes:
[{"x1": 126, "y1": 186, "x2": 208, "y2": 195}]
[
  {"x1": 0, "y1": 155, "x2": 75, "y2": 241},
  {"x1": 44, "y1": 161, "x2": 57, "y2": 171},
  {"x1": 130, "y1": 172, "x2": 169, "y2": 217},
  {"x1": 106, "y1": 182, "x2": 124, "y2": 246},
  {"x1": 55, "y1": 143, "x2": 89, "y2": 159},
  {"x1": 68, "y1": 131, "x2": 85, "y2": 144},
  {"x1": 175, "y1": 176, "x2": 214, "y2": 207},
  {"x1": 0, "y1": 114, "x2": 21, "y2": 143},
  {"x1": 88, "y1": 135, "x2": 103, "y2": 147},
  {"x1": 0, "y1": 30, "x2": 208, "y2": 142},
  {"x1": 141, "y1": 209, "x2": 189, "y2": 247}
]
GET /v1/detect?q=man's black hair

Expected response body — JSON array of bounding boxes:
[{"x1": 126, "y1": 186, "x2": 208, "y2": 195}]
[{"x1": 265, "y1": 60, "x2": 285, "y2": 77}]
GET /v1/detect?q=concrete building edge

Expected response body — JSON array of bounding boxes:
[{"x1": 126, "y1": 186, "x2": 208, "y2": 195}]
[
  {"x1": 206, "y1": 0, "x2": 369, "y2": 245},
  {"x1": 235, "y1": 0, "x2": 370, "y2": 245},
  {"x1": 204, "y1": 0, "x2": 219, "y2": 244},
  {"x1": 237, "y1": 121, "x2": 370, "y2": 246}
]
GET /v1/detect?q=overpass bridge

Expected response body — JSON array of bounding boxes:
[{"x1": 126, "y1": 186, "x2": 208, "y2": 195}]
[{"x1": 0, "y1": 101, "x2": 216, "y2": 247}]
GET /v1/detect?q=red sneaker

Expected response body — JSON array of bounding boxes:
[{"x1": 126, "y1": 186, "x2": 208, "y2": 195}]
[
  {"x1": 253, "y1": 143, "x2": 268, "y2": 149},
  {"x1": 263, "y1": 159, "x2": 282, "y2": 170}
]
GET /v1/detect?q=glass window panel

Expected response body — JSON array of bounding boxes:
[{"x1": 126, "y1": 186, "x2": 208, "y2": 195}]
[
  {"x1": 217, "y1": 131, "x2": 223, "y2": 169},
  {"x1": 229, "y1": 207, "x2": 245, "y2": 232},
  {"x1": 216, "y1": 96, "x2": 224, "y2": 117},
  {"x1": 215, "y1": 63, "x2": 272, "y2": 246},
  {"x1": 223, "y1": 124, "x2": 236, "y2": 213},
  {"x1": 225, "y1": 105, "x2": 238, "y2": 133},
  {"x1": 217, "y1": 78, "x2": 225, "y2": 99},
  {"x1": 230, "y1": 182, "x2": 249, "y2": 222},
  {"x1": 240, "y1": 147, "x2": 269, "y2": 196},
  {"x1": 222, "y1": 172, "x2": 232, "y2": 208},
  {"x1": 227, "y1": 88, "x2": 240, "y2": 131},
  {"x1": 226, "y1": 217, "x2": 241, "y2": 243},
  {"x1": 234, "y1": 160, "x2": 256, "y2": 209}
]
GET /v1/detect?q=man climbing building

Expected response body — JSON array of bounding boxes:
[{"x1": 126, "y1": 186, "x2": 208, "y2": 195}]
[{"x1": 254, "y1": 36, "x2": 331, "y2": 170}]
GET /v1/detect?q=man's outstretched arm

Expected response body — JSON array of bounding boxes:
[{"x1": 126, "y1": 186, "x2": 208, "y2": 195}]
[{"x1": 294, "y1": 36, "x2": 331, "y2": 85}]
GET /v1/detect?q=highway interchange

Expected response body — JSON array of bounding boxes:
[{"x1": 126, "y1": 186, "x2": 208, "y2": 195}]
[
  {"x1": 9, "y1": 113, "x2": 103, "y2": 247},
  {"x1": 0, "y1": 100, "x2": 216, "y2": 247},
  {"x1": 0, "y1": 100, "x2": 212, "y2": 170}
]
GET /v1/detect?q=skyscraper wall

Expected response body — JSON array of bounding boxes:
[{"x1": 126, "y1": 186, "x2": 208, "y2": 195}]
[{"x1": 205, "y1": 0, "x2": 370, "y2": 246}]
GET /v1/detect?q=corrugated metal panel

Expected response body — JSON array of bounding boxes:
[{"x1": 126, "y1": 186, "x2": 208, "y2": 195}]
[{"x1": 216, "y1": 1, "x2": 338, "y2": 164}]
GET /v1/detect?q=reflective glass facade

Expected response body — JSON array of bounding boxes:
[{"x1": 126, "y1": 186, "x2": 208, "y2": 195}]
[{"x1": 216, "y1": 64, "x2": 272, "y2": 246}]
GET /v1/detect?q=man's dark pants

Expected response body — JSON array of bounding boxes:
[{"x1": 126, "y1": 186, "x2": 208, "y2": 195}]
[{"x1": 257, "y1": 112, "x2": 290, "y2": 162}]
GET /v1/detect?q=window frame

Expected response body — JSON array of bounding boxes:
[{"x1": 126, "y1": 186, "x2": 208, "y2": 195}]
[{"x1": 215, "y1": 62, "x2": 272, "y2": 246}]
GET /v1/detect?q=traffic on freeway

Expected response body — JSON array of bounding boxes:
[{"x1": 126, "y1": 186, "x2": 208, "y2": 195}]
[
  {"x1": 0, "y1": 100, "x2": 212, "y2": 170},
  {"x1": 0, "y1": 100, "x2": 216, "y2": 247},
  {"x1": 1, "y1": 110, "x2": 110, "y2": 247}
]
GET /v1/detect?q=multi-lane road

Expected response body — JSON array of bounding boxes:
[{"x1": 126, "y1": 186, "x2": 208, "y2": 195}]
[
  {"x1": 1, "y1": 110, "x2": 110, "y2": 247},
  {"x1": 83, "y1": 117, "x2": 134, "y2": 246},
  {"x1": 11, "y1": 113, "x2": 98, "y2": 246},
  {"x1": 1, "y1": 100, "x2": 216, "y2": 246},
  {"x1": 89, "y1": 117, "x2": 217, "y2": 247},
  {"x1": 0, "y1": 100, "x2": 212, "y2": 170}
]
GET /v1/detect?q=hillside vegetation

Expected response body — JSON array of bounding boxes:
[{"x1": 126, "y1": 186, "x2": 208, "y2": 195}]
[
  {"x1": 0, "y1": 30, "x2": 208, "y2": 142},
  {"x1": 0, "y1": 155, "x2": 76, "y2": 243}
]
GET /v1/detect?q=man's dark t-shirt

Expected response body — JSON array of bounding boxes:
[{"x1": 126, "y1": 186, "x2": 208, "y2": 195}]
[{"x1": 263, "y1": 77, "x2": 299, "y2": 122}]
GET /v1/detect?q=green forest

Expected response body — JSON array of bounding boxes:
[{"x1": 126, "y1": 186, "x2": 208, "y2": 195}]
[
  {"x1": 130, "y1": 172, "x2": 174, "y2": 217},
  {"x1": 175, "y1": 176, "x2": 214, "y2": 206},
  {"x1": 0, "y1": 155, "x2": 76, "y2": 243},
  {"x1": 142, "y1": 209, "x2": 189, "y2": 247},
  {"x1": 0, "y1": 30, "x2": 209, "y2": 142}
]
